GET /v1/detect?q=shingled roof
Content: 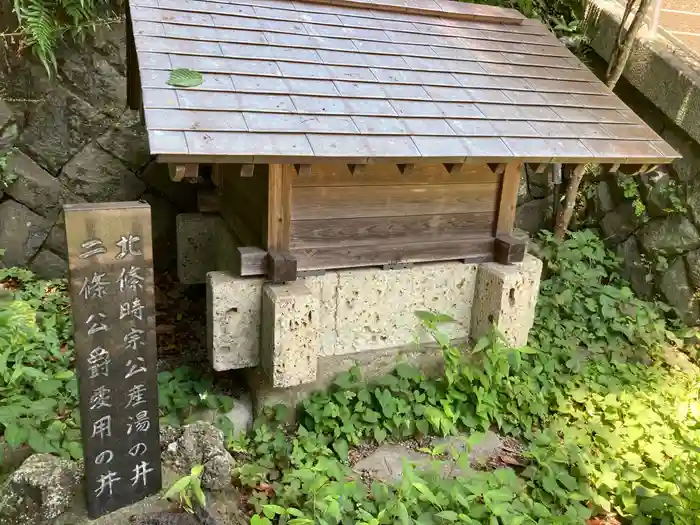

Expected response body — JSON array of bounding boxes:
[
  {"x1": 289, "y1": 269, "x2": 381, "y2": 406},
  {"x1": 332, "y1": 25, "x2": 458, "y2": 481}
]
[{"x1": 127, "y1": 0, "x2": 680, "y2": 165}]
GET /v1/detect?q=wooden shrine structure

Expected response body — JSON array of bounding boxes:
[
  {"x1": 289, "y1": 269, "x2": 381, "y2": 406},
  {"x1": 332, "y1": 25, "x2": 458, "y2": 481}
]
[{"x1": 125, "y1": 0, "x2": 679, "y2": 283}]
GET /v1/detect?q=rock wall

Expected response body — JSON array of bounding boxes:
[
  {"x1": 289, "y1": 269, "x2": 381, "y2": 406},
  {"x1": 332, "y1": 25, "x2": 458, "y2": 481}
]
[{"x1": 0, "y1": 23, "x2": 196, "y2": 278}]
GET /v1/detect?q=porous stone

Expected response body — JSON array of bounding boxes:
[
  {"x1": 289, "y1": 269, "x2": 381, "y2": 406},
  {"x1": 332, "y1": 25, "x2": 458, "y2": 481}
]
[
  {"x1": 161, "y1": 422, "x2": 234, "y2": 490},
  {"x1": 0, "y1": 200, "x2": 53, "y2": 267},
  {"x1": 177, "y1": 214, "x2": 223, "y2": 284},
  {"x1": 616, "y1": 236, "x2": 654, "y2": 300},
  {"x1": 515, "y1": 197, "x2": 552, "y2": 234},
  {"x1": 207, "y1": 271, "x2": 264, "y2": 371},
  {"x1": 4, "y1": 151, "x2": 83, "y2": 220},
  {"x1": 470, "y1": 254, "x2": 543, "y2": 347},
  {"x1": 639, "y1": 215, "x2": 700, "y2": 256},
  {"x1": 61, "y1": 142, "x2": 146, "y2": 202},
  {"x1": 261, "y1": 283, "x2": 319, "y2": 388},
  {"x1": 159, "y1": 425, "x2": 184, "y2": 449},
  {"x1": 600, "y1": 201, "x2": 643, "y2": 244},
  {"x1": 658, "y1": 257, "x2": 700, "y2": 325},
  {"x1": 97, "y1": 113, "x2": 150, "y2": 171},
  {"x1": 0, "y1": 453, "x2": 79, "y2": 524},
  {"x1": 30, "y1": 249, "x2": 68, "y2": 279}
]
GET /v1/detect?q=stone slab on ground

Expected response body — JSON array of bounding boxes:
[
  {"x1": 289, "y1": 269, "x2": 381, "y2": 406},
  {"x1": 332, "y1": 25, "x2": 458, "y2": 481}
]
[{"x1": 353, "y1": 431, "x2": 506, "y2": 483}]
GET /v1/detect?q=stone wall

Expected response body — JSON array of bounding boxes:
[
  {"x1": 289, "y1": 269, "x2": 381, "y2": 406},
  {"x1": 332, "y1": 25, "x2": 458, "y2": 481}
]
[{"x1": 0, "y1": 23, "x2": 196, "y2": 278}]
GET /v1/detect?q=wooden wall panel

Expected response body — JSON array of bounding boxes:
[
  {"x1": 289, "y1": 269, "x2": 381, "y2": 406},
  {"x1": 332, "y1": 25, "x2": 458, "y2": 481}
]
[
  {"x1": 217, "y1": 164, "x2": 268, "y2": 246},
  {"x1": 293, "y1": 163, "x2": 499, "y2": 187},
  {"x1": 292, "y1": 183, "x2": 499, "y2": 220},
  {"x1": 291, "y1": 212, "x2": 494, "y2": 249}
]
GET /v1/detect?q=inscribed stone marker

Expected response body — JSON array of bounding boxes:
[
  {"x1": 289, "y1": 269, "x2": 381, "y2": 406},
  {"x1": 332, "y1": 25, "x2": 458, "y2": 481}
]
[{"x1": 64, "y1": 202, "x2": 161, "y2": 519}]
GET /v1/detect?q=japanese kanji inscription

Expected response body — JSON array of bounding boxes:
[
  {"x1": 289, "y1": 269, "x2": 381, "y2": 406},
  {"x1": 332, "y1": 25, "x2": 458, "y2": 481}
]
[{"x1": 64, "y1": 202, "x2": 161, "y2": 519}]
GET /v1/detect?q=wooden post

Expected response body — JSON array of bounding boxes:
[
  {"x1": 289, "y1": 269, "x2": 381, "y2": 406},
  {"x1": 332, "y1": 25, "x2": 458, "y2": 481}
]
[
  {"x1": 494, "y1": 161, "x2": 523, "y2": 236},
  {"x1": 266, "y1": 164, "x2": 296, "y2": 282},
  {"x1": 64, "y1": 202, "x2": 161, "y2": 519}
]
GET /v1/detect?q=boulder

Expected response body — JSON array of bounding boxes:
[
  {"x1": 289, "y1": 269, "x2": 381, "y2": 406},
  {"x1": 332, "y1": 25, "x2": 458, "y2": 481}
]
[
  {"x1": 590, "y1": 180, "x2": 616, "y2": 218},
  {"x1": 616, "y1": 236, "x2": 654, "y2": 300},
  {"x1": 162, "y1": 422, "x2": 234, "y2": 490},
  {"x1": 599, "y1": 201, "x2": 643, "y2": 244},
  {"x1": 19, "y1": 86, "x2": 111, "y2": 174},
  {"x1": 515, "y1": 197, "x2": 552, "y2": 234},
  {"x1": 658, "y1": 257, "x2": 700, "y2": 325},
  {"x1": 97, "y1": 112, "x2": 151, "y2": 172},
  {"x1": 0, "y1": 454, "x2": 78, "y2": 524},
  {"x1": 687, "y1": 178, "x2": 700, "y2": 227},
  {"x1": 0, "y1": 100, "x2": 19, "y2": 152},
  {"x1": 160, "y1": 425, "x2": 184, "y2": 449},
  {"x1": 3, "y1": 151, "x2": 76, "y2": 219},
  {"x1": 0, "y1": 200, "x2": 52, "y2": 267},
  {"x1": 639, "y1": 169, "x2": 677, "y2": 218},
  {"x1": 61, "y1": 142, "x2": 146, "y2": 202},
  {"x1": 525, "y1": 164, "x2": 552, "y2": 199},
  {"x1": 44, "y1": 212, "x2": 69, "y2": 259},
  {"x1": 29, "y1": 250, "x2": 68, "y2": 280},
  {"x1": 639, "y1": 215, "x2": 700, "y2": 256}
]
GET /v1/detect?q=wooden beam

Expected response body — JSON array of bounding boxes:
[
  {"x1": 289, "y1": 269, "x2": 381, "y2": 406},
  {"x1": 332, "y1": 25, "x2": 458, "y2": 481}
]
[
  {"x1": 266, "y1": 251, "x2": 298, "y2": 283},
  {"x1": 169, "y1": 164, "x2": 198, "y2": 182},
  {"x1": 488, "y1": 163, "x2": 506, "y2": 176},
  {"x1": 397, "y1": 164, "x2": 415, "y2": 175},
  {"x1": 234, "y1": 246, "x2": 267, "y2": 277},
  {"x1": 266, "y1": 164, "x2": 294, "y2": 252},
  {"x1": 608, "y1": 163, "x2": 620, "y2": 174},
  {"x1": 347, "y1": 164, "x2": 366, "y2": 175},
  {"x1": 125, "y1": 9, "x2": 141, "y2": 112},
  {"x1": 240, "y1": 164, "x2": 255, "y2": 178},
  {"x1": 494, "y1": 234, "x2": 527, "y2": 264},
  {"x1": 534, "y1": 163, "x2": 548, "y2": 174},
  {"x1": 197, "y1": 189, "x2": 219, "y2": 213},
  {"x1": 442, "y1": 163, "x2": 463, "y2": 175},
  {"x1": 294, "y1": 164, "x2": 312, "y2": 177},
  {"x1": 494, "y1": 162, "x2": 523, "y2": 236}
]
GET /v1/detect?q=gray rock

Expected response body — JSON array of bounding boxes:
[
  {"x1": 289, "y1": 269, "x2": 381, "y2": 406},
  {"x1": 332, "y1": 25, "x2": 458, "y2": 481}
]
[
  {"x1": 592, "y1": 180, "x2": 616, "y2": 217},
  {"x1": 61, "y1": 142, "x2": 146, "y2": 202},
  {"x1": 160, "y1": 425, "x2": 184, "y2": 449},
  {"x1": 616, "y1": 236, "x2": 654, "y2": 300},
  {"x1": 515, "y1": 197, "x2": 552, "y2": 234},
  {"x1": 223, "y1": 394, "x2": 253, "y2": 440},
  {"x1": 97, "y1": 113, "x2": 151, "y2": 172},
  {"x1": 44, "y1": 212, "x2": 68, "y2": 258},
  {"x1": 0, "y1": 200, "x2": 52, "y2": 267},
  {"x1": 29, "y1": 249, "x2": 68, "y2": 279},
  {"x1": 526, "y1": 164, "x2": 552, "y2": 199},
  {"x1": 600, "y1": 201, "x2": 643, "y2": 244},
  {"x1": 517, "y1": 166, "x2": 530, "y2": 205},
  {"x1": 4, "y1": 151, "x2": 66, "y2": 219},
  {"x1": 140, "y1": 162, "x2": 197, "y2": 211},
  {"x1": 19, "y1": 86, "x2": 111, "y2": 174},
  {"x1": 658, "y1": 257, "x2": 700, "y2": 325},
  {"x1": 686, "y1": 249, "x2": 700, "y2": 290},
  {"x1": 687, "y1": 178, "x2": 700, "y2": 227},
  {"x1": 162, "y1": 422, "x2": 233, "y2": 491},
  {"x1": 639, "y1": 169, "x2": 677, "y2": 217},
  {"x1": 0, "y1": 100, "x2": 19, "y2": 152},
  {"x1": 639, "y1": 215, "x2": 700, "y2": 256},
  {"x1": 0, "y1": 454, "x2": 78, "y2": 524},
  {"x1": 432, "y1": 431, "x2": 505, "y2": 465}
]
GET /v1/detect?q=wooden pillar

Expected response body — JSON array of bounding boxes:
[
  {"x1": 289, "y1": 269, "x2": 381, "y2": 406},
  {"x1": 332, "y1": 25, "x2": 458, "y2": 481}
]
[
  {"x1": 125, "y1": 7, "x2": 141, "y2": 112},
  {"x1": 266, "y1": 164, "x2": 297, "y2": 282},
  {"x1": 494, "y1": 161, "x2": 523, "y2": 236}
]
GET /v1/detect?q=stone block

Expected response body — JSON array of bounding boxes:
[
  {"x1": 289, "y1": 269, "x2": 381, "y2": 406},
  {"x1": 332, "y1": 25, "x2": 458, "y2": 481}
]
[
  {"x1": 470, "y1": 254, "x2": 543, "y2": 347},
  {"x1": 261, "y1": 283, "x2": 319, "y2": 388},
  {"x1": 29, "y1": 249, "x2": 67, "y2": 280},
  {"x1": 0, "y1": 200, "x2": 52, "y2": 267},
  {"x1": 176, "y1": 213, "x2": 223, "y2": 284},
  {"x1": 639, "y1": 215, "x2": 700, "y2": 256},
  {"x1": 600, "y1": 201, "x2": 643, "y2": 244},
  {"x1": 207, "y1": 271, "x2": 264, "y2": 371},
  {"x1": 96, "y1": 111, "x2": 150, "y2": 172},
  {"x1": 658, "y1": 257, "x2": 700, "y2": 325},
  {"x1": 61, "y1": 142, "x2": 146, "y2": 202},
  {"x1": 616, "y1": 236, "x2": 654, "y2": 300}
]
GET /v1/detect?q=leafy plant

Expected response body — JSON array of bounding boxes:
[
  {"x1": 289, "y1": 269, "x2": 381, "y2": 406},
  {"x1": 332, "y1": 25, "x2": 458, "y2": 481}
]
[
  {"x1": 0, "y1": 151, "x2": 17, "y2": 189},
  {"x1": 163, "y1": 464, "x2": 207, "y2": 513},
  {"x1": 167, "y1": 69, "x2": 204, "y2": 88}
]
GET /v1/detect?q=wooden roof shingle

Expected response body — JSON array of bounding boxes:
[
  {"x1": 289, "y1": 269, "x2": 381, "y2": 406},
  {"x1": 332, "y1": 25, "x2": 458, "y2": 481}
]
[{"x1": 127, "y1": 0, "x2": 680, "y2": 164}]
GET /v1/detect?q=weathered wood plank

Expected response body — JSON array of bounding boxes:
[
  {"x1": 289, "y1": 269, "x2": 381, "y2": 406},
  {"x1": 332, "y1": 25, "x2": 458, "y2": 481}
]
[
  {"x1": 494, "y1": 161, "x2": 522, "y2": 235},
  {"x1": 290, "y1": 212, "x2": 494, "y2": 248},
  {"x1": 292, "y1": 182, "x2": 499, "y2": 220},
  {"x1": 235, "y1": 246, "x2": 267, "y2": 276},
  {"x1": 217, "y1": 164, "x2": 268, "y2": 246},
  {"x1": 266, "y1": 164, "x2": 294, "y2": 250},
  {"x1": 293, "y1": 237, "x2": 495, "y2": 270}
]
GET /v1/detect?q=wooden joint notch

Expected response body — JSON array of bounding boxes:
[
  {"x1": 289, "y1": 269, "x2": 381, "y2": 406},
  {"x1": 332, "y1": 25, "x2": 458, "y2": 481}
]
[
  {"x1": 397, "y1": 164, "x2": 415, "y2": 175},
  {"x1": 294, "y1": 164, "x2": 312, "y2": 176},
  {"x1": 240, "y1": 164, "x2": 255, "y2": 177},
  {"x1": 197, "y1": 188, "x2": 219, "y2": 213},
  {"x1": 534, "y1": 163, "x2": 548, "y2": 174},
  {"x1": 169, "y1": 163, "x2": 198, "y2": 182},
  {"x1": 494, "y1": 235, "x2": 527, "y2": 265},
  {"x1": 266, "y1": 251, "x2": 298, "y2": 283},
  {"x1": 443, "y1": 163, "x2": 463, "y2": 175},
  {"x1": 488, "y1": 163, "x2": 506, "y2": 176},
  {"x1": 347, "y1": 164, "x2": 366, "y2": 175}
]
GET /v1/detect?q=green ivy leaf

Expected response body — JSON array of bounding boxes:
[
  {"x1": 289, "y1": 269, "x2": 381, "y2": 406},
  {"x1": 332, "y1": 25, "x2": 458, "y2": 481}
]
[
  {"x1": 167, "y1": 68, "x2": 204, "y2": 87},
  {"x1": 374, "y1": 427, "x2": 387, "y2": 444},
  {"x1": 332, "y1": 438, "x2": 349, "y2": 460}
]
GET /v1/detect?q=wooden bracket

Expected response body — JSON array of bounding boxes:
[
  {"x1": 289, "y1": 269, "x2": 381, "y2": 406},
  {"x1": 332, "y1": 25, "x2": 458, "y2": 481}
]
[
  {"x1": 494, "y1": 234, "x2": 527, "y2": 264},
  {"x1": 197, "y1": 189, "x2": 219, "y2": 213},
  {"x1": 240, "y1": 164, "x2": 255, "y2": 177},
  {"x1": 443, "y1": 163, "x2": 463, "y2": 175},
  {"x1": 169, "y1": 164, "x2": 198, "y2": 182},
  {"x1": 294, "y1": 164, "x2": 312, "y2": 177},
  {"x1": 534, "y1": 163, "x2": 548, "y2": 174},
  {"x1": 608, "y1": 163, "x2": 621, "y2": 174},
  {"x1": 488, "y1": 163, "x2": 506, "y2": 176},
  {"x1": 266, "y1": 251, "x2": 298, "y2": 283}
]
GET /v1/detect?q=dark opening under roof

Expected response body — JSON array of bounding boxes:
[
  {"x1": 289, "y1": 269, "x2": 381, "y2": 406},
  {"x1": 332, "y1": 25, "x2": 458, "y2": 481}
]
[{"x1": 127, "y1": 0, "x2": 680, "y2": 165}]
